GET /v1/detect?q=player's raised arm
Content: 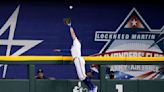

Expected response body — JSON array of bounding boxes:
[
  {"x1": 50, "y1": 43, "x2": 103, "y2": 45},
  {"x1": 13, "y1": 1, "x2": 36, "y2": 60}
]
[
  {"x1": 63, "y1": 18, "x2": 77, "y2": 40},
  {"x1": 69, "y1": 27, "x2": 77, "y2": 40}
]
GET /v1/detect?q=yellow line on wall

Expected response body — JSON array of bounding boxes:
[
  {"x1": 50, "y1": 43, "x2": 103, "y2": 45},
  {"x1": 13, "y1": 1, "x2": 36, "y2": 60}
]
[
  {"x1": 0, "y1": 56, "x2": 63, "y2": 61},
  {"x1": 83, "y1": 57, "x2": 164, "y2": 61},
  {"x1": 0, "y1": 56, "x2": 163, "y2": 61}
]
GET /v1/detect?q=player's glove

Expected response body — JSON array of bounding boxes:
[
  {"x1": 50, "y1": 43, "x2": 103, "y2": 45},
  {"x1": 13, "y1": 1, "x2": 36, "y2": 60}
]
[{"x1": 63, "y1": 18, "x2": 71, "y2": 27}]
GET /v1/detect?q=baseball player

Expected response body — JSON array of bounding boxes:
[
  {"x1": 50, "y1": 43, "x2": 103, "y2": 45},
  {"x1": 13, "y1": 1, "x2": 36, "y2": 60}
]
[{"x1": 63, "y1": 18, "x2": 98, "y2": 92}]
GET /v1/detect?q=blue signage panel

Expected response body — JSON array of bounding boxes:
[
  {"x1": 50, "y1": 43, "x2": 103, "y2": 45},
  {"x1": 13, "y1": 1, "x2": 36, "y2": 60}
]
[{"x1": 0, "y1": 3, "x2": 163, "y2": 78}]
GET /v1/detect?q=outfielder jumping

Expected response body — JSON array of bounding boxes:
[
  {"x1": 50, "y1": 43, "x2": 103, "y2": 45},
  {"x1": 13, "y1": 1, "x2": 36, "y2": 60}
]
[{"x1": 64, "y1": 18, "x2": 98, "y2": 92}]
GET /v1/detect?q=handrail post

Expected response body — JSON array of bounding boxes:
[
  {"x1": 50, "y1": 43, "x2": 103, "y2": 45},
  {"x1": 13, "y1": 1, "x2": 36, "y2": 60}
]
[
  {"x1": 29, "y1": 64, "x2": 35, "y2": 92},
  {"x1": 100, "y1": 65, "x2": 106, "y2": 92}
]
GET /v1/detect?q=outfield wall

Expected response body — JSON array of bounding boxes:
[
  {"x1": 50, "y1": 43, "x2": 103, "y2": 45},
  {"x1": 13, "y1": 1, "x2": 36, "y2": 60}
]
[{"x1": 0, "y1": 57, "x2": 163, "y2": 92}]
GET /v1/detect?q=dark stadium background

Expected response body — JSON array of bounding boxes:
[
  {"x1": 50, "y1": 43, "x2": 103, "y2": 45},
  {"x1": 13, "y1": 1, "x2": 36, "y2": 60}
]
[{"x1": 0, "y1": 0, "x2": 163, "y2": 79}]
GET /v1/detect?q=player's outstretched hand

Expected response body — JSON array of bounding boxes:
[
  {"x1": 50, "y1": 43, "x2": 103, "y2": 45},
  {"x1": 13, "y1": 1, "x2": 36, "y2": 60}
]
[
  {"x1": 53, "y1": 49, "x2": 61, "y2": 52},
  {"x1": 63, "y1": 18, "x2": 71, "y2": 27}
]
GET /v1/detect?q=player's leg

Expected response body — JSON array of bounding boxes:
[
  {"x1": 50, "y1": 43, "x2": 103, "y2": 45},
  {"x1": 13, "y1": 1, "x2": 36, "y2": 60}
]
[
  {"x1": 74, "y1": 57, "x2": 86, "y2": 80},
  {"x1": 74, "y1": 57, "x2": 97, "y2": 91},
  {"x1": 79, "y1": 57, "x2": 94, "y2": 90},
  {"x1": 80, "y1": 57, "x2": 98, "y2": 92}
]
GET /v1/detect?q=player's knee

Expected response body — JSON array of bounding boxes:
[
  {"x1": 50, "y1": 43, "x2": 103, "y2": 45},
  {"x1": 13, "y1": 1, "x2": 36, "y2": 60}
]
[{"x1": 79, "y1": 76, "x2": 86, "y2": 81}]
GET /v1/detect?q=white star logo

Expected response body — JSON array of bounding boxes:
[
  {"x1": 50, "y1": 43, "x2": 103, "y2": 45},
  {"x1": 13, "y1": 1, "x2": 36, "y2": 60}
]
[
  {"x1": 131, "y1": 19, "x2": 137, "y2": 27},
  {"x1": 0, "y1": 5, "x2": 43, "y2": 78}
]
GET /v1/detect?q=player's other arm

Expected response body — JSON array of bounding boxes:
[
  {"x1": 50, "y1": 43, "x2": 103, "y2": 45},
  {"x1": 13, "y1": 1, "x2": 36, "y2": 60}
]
[
  {"x1": 53, "y1": 49, "x2": 70, "y2": 56},
  {"x1": 53, "y1": 49, "x2": 70, "y2": 53}
]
